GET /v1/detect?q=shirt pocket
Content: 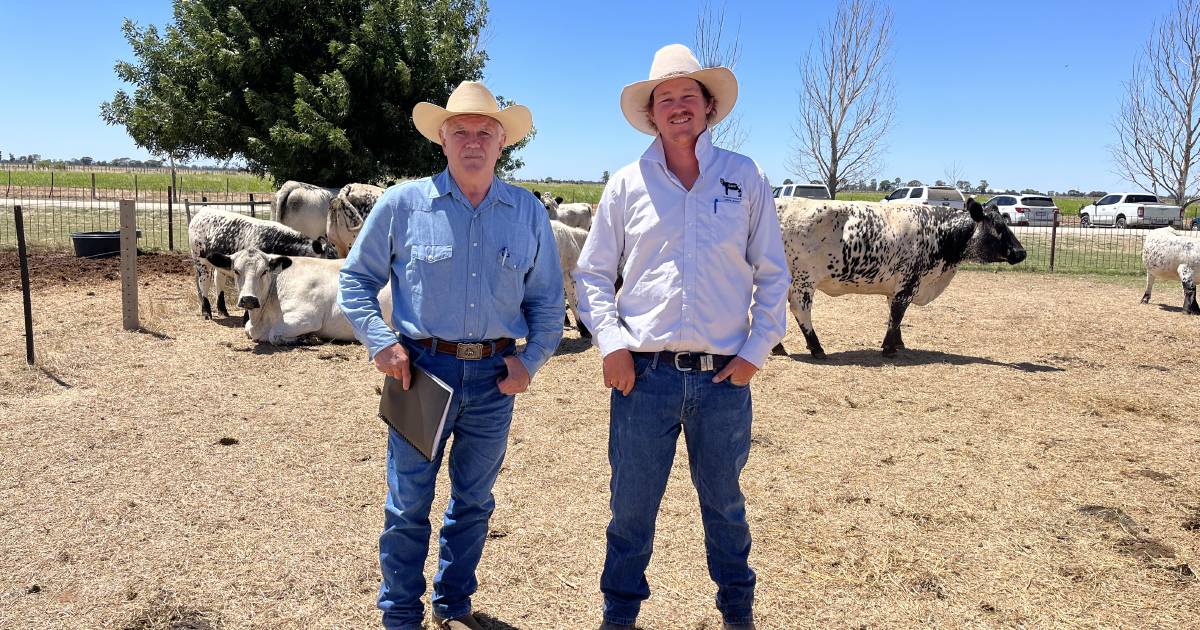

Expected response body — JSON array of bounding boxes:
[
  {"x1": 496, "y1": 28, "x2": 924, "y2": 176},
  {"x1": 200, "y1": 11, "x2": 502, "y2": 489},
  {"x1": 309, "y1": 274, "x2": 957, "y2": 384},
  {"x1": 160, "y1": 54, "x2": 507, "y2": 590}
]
[
  {"x1": 407, "y1": 243, "x2": 454, "y2": 296},
  {"x1": 707, "y1": 198, "x2": 751, "y2": 255},
  {"x1": 491, "y1": 233, "x2": 536, "y2": 301}
]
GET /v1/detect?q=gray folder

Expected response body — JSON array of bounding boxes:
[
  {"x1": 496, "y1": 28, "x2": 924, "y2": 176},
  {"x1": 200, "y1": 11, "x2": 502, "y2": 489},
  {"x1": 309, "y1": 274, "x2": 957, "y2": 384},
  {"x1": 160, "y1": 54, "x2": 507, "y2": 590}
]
[{"x1": 378, "y1": 365, "x2": 453, "y2": 461}]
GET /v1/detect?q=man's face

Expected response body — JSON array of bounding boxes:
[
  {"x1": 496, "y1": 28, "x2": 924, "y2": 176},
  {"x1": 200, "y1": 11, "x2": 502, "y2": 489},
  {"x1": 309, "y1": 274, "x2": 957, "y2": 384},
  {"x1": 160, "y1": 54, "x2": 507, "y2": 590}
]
[
  {"x1": 649, "y1": 77, "x2": 713, "y2": 144},
  {"x1": 439, "y1": 114, "x2": 505, "y2": 176}
]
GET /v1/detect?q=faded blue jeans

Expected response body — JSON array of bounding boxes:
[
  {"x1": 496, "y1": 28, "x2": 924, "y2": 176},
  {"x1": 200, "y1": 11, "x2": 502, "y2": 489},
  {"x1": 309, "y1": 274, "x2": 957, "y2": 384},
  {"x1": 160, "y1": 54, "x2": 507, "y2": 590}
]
[
  {"x1": 601, "y1": 352, "x2": 756, "y2": 626},
  {"x1": 379, "y1": 337, "x2": 515, "y2": 630}
]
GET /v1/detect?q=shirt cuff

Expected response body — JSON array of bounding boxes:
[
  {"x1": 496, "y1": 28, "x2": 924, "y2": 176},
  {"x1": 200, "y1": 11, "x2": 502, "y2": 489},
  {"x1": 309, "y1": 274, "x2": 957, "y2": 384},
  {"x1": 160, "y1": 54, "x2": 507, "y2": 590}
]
[
  {"x1": 365, "y1": 324, "x2": 399, "y2": 362},
  {"x1": 595, "y1": 326, "x2": 627, "y2": 357},
  {"x1": 736, "y1": 334, "x2": 774, "y2": 369}
]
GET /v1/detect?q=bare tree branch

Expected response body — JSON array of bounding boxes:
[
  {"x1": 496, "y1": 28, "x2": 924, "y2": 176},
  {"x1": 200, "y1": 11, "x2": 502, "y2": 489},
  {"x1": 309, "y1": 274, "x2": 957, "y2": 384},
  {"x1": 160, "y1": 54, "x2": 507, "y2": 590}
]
[
  {"x1": 788, "y1": 0, "x2": 894, "y2": 199},
  {"x1": 694, "y1": 1, "x2": 748, "y2": 152},
  {"x1": 1113, "y1": 0, "x2": 1200, "y2": 211}
]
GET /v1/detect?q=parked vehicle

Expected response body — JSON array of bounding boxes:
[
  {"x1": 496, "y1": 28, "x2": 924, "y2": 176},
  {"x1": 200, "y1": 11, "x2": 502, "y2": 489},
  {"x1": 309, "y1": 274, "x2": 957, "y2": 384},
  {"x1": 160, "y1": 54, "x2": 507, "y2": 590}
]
[
  {"x1": 1191, "y1": 216, "x2": 1200, "y2": 231},
  {"x1": 879, "y1": 185, "x2": 966, "y2": 210},
  {"x1": 1077, "y1": 193, "x2": 1182, "y2": 228},
  {"x1": 983, "y1": 194, "x2": 1058, "y2": 226},
  {"x1": 773, "y1": 183, "x2": 831, "y2": 200}
]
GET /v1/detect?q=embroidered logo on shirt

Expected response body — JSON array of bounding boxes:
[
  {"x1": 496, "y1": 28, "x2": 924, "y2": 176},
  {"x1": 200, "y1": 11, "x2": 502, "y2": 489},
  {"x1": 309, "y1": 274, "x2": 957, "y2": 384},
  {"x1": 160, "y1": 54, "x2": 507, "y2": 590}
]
[{"x1": 720, "y1": 178, "x2": 742, "y2": 199}]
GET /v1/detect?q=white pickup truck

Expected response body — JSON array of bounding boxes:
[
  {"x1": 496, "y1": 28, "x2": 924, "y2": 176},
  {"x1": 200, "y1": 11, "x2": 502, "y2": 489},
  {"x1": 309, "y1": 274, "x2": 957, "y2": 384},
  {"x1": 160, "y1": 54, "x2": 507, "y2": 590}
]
[{"x1": 1078, "y1": 193, "x2": 1182, "y2": 228}]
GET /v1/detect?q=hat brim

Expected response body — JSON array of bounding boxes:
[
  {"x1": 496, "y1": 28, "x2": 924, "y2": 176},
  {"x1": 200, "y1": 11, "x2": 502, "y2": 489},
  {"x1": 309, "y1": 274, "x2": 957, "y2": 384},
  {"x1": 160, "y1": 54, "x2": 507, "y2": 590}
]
[
  {"x1": 619, "y1": 67, "x2": 738, "y2": 136},
  {"x1": 412, "y1": 103, "x2": 532, "y2": 147}
]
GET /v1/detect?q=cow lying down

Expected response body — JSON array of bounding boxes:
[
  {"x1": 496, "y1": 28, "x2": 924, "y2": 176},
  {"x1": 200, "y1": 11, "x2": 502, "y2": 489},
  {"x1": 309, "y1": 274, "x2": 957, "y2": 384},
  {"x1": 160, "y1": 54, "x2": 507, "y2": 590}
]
[
  {"x1": 773, "y1": 197, "x2": 1026, "y2": 358},
  {"x1": 207, "y1": 248, "x2": 393, "y2": 345}
]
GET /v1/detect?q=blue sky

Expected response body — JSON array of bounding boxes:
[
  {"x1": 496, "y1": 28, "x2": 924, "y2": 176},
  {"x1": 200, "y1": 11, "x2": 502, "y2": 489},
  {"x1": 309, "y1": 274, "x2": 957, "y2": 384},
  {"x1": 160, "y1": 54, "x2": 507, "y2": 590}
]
[{"x1": 0, "y1": 0, "x2": 1172, "y2": 193}]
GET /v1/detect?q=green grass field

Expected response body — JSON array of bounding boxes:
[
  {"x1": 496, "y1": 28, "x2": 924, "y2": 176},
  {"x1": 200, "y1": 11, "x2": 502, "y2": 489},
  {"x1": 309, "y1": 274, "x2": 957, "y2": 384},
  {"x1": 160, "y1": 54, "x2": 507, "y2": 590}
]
[{"x1": 2, "y1": 170, "x2": 274, "y2": 195}]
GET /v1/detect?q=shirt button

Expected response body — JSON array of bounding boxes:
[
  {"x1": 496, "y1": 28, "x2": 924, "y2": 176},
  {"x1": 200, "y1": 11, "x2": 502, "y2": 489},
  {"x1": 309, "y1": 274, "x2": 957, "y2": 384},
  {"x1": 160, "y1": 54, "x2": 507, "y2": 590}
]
[
  {"x1": 473, "y1": 242, "x2": 479, "y2": 247},
  {"x1": 471, "y1": 272, "x2": 477, "y2": 277},
  {"x1": 470, "y1": 303, "x2": 476, "y2": 308}
]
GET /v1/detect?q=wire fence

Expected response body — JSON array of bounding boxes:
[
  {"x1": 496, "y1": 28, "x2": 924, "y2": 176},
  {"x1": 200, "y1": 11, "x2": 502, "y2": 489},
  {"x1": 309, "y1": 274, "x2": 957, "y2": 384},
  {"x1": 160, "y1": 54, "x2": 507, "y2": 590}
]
[
  {"x1": 1, "y1": 186, "x2": 273, "y2": 253},
  {"x1": 4, "y1": 192, "x2": 1200, "y2": 275}
]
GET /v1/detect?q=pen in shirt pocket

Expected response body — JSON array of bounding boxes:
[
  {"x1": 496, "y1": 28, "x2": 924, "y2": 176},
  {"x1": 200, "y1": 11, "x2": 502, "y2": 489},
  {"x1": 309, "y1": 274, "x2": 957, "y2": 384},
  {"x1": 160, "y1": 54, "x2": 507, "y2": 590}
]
[
  {"x1": 713, "y1": 198, "x2": 717, "y2": 214},
  {"x1": 499, "y1": 247, "x2": 510, "y2": 266}
]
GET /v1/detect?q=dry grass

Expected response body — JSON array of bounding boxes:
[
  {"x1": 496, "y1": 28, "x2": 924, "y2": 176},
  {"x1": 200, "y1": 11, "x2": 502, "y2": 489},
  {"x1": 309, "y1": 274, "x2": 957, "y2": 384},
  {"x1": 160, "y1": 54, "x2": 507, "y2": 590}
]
[{"x1": 1, "y1": 262, "x2": 1198, "y2": 629}]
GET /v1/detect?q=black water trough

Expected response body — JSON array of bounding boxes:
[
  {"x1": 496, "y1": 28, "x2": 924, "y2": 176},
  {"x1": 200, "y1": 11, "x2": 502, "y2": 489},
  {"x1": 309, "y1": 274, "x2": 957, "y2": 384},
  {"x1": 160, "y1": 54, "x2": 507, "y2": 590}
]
[{"x1": 69, "y1": 230, "x2": 142, "y2": 259}]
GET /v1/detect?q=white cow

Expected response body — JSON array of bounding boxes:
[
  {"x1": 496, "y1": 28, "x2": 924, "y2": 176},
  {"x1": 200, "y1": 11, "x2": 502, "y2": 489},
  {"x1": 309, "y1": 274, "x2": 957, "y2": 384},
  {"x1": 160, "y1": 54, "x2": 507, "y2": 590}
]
[
  {"x1": 327, "y1": 183, "x2": 385, "y2": 258},
  {"x1": 207, "y1": 248, "x2": 393, "y2": 344},
  {"x1": 550, "y1": 219, "x2": 591, "y2": 337},
  {"x1": 775, "y1": 197, "x2": 1027, "y2": 357},
  {"x1": 554, "y1": 202, "x2": 593, "y2": 231},
  {"x1": 189, "y1": 209, "x2": 327, "y2": 319},
  {"x1": 1141, "y1": 226, "x2": 1200, "y2": 314},
  {"x1": 272, "y1": 180, "x2": 338, "y2": 240}
]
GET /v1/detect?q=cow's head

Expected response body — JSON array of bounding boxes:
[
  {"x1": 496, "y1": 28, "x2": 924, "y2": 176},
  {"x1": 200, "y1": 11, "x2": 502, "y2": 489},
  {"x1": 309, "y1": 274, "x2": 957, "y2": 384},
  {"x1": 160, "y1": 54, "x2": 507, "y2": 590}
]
[
  {"x1": 207, "y1": 248, "x2": 292, "y2": 311},
  {"x1": 965, "y1": 198, "x2": 1027, "y2": 264}
]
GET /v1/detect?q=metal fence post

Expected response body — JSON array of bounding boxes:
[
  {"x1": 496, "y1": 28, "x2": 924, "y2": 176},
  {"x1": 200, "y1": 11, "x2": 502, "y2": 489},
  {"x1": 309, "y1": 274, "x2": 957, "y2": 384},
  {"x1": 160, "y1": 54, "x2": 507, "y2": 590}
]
[
  {"x1": 91, "y1": 172, "x2": 96, "y2": 199},
  {"x1": 49, "y1": 171, "x2": 54, "y2": 198},
  {"x1": 167, "y1": 185, "x2": 175, "y2": 251},
  {"x1": 134, "y1": 173, "x2": 139, "y2": 201},
  {"x1": 6, "y1": 170, "x2": 11, "y2": 195},
  {"x1": 1049, "y1": 210, "x2": 1059, "y2": 273},
  {"x1": 249, "y1": 193, "x2": 255, "y2": 218},
  {"x1": 15, "y1": 205, "x2": 35, "y2": 364}
]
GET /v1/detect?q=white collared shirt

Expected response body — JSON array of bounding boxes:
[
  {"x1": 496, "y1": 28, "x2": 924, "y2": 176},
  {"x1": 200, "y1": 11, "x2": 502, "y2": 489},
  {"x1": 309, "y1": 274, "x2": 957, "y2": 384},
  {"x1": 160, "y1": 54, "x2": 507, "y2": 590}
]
[{"x1": 573, "y1": 129, "x2": 790, "y2": 367}]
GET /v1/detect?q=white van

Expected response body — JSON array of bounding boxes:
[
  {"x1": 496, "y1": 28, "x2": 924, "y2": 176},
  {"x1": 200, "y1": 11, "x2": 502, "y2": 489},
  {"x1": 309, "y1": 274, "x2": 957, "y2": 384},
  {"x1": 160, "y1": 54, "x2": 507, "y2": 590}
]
[
  {"x1": 880, "y1": 185, "x2": 966, "y2": 210},
  {"x1": 772, "y1": 183, "x2": 831, "y2": 200}
]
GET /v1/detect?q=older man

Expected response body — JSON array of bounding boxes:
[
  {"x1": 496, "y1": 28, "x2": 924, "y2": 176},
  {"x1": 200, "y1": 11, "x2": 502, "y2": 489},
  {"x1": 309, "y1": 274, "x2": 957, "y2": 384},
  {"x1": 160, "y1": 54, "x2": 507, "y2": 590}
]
[
  {"x1": 339, "y1": 81, "x2": 563, "y2": 630},
  {"x1": 574, "y1": 45, "x2": 790, "y2": 629}
]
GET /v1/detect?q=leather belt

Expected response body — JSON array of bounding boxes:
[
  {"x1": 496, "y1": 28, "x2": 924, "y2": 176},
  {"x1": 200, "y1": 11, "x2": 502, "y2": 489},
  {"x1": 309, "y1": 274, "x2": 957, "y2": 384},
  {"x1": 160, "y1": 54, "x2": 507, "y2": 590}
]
[
  {"x1": 410, "y1": 336, "x2": 513, "y2": 360},
  {"x1": 631, "y1": 351, "x2": 734, "y2": 372}
]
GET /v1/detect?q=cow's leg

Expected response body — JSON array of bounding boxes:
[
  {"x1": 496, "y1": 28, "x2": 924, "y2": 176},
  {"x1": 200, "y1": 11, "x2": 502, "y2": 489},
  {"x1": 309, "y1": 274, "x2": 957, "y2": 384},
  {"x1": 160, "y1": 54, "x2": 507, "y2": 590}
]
[
  {"x1": 194, "y1": 259, "x2": 213, "y2": 319},
  {"x1": 217, "y1": 290, "x2": 230, "y2": 318},
  {"x1": 563, "y1": 273, "x2": 591, "y2": 338},
  {"x1": 882, "y1": 288, "x2": 915, "y2": 356},
  {"x1": 775, "y1": 282, "x2": 824, "y2": 359},
  {"x1": 1141, "y1": 272, "x2": 1154, "y2": 304}
]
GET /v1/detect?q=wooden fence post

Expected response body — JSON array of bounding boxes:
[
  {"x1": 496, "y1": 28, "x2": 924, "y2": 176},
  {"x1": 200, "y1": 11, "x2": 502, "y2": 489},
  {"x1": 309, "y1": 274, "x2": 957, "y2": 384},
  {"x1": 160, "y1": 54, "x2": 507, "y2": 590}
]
[
  {"x1": 249, "y1": 193, "x2": 255, "y2": 218},
  {"x1": 49, "y1": 171, "x2": 54, "y2": 198},
  {"x1": 15, "y1": 205, "x2": 35, "y2": 364},
  {"x1": 91, "y1": 172, "x2": 96, "y2": 199},
  {"x1": 120, "y1": 199, "x2": 139, "y2": 331}
]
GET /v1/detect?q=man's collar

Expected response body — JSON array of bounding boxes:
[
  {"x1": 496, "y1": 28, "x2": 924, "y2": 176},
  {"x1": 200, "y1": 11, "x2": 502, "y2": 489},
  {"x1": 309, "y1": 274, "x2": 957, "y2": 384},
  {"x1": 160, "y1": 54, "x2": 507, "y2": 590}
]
[
  {"x1": 429, "y1": 169, "x2": 514, "y2": 207},
  {"x1": 640, "y1": 127, "x2": 717, "y2": 170}
]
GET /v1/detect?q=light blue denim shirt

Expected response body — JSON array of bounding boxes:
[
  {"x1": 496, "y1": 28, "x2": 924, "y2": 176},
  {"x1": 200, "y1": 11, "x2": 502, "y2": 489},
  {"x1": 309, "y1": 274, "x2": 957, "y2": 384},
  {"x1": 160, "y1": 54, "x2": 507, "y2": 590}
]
[{"x1": 338, "y1": 170, "x2": 564, "y2": 377}]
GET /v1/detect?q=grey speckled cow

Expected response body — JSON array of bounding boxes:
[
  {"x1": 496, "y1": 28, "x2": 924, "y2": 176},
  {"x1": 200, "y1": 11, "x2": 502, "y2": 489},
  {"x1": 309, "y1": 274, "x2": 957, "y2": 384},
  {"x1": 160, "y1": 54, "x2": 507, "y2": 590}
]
[
  {"x1": 773, "y1": 197, "x2": 1026, "y2": 358},
  {"x1": 188, "y1": 209, "x2": 326, "y2": 319}
]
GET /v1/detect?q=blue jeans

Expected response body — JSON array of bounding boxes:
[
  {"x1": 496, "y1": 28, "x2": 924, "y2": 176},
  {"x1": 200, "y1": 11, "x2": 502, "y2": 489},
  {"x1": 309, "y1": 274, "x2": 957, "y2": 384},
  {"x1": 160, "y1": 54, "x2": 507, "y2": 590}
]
[
  {"x1": 601, "y1": 352, "x2": 756, "y2": 626},
  {"x1": 379, "y1": 338, "x2": 515, "y2": 630}
]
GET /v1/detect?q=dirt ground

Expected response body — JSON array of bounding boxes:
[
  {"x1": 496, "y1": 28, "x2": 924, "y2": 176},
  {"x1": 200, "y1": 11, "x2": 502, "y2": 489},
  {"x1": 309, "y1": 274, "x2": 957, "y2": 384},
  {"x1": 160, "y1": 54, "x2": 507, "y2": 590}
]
[{"x1": 1, "y1": 253, "x2": 1197, "y2": 629}]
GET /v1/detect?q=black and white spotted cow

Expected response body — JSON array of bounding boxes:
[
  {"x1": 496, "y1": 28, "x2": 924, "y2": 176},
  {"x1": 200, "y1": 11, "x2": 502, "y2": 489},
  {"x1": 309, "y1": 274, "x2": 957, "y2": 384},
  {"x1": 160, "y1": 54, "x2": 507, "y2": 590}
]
[
  {"x1": 773, "y1": 197, "x2": 1026, "y2": 358},
  {"x1": 1141, "y1": 226, "x2": 1200, "y2": 314},
  {"x1": 189, "y1": 208, "x2": 327, "y2": 319}
]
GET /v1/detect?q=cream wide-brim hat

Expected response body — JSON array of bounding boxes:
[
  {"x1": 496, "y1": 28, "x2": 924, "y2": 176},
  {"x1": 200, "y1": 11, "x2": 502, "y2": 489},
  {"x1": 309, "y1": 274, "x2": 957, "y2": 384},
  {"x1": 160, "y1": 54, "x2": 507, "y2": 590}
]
[
  {"x1": 413, "y1": 81, "x2": 532, "y2": 147},
  {"x1": 619, "y1": 43, "x2": 738, "y2": 136}
]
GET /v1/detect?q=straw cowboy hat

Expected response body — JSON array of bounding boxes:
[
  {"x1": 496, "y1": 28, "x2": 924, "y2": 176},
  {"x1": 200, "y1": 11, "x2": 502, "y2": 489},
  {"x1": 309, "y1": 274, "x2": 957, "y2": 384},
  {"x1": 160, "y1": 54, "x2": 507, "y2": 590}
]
[
  {"x1": 620, "y1": 43, "x2": 738, "y2": 136},
  {"x1": 413, "y1": 81, "x2": 532, "y2": 147}
]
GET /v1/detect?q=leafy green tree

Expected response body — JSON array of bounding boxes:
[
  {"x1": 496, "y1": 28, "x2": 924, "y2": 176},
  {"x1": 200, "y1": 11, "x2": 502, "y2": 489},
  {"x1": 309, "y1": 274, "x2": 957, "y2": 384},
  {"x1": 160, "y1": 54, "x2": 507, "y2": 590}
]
[{"x1": 101, "y1": 0, "x2": 526, "y2": 186}]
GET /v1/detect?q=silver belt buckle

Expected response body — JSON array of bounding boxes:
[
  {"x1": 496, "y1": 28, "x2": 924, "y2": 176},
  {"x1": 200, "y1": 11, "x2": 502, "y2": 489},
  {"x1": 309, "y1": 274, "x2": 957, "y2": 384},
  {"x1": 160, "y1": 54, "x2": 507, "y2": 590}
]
[
  {"x1": 673, "y1": 353, "x2": 692, "y2": 372},
  {"x1": 456, "y1": 343, "x2": 484, "y2": 360}
]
